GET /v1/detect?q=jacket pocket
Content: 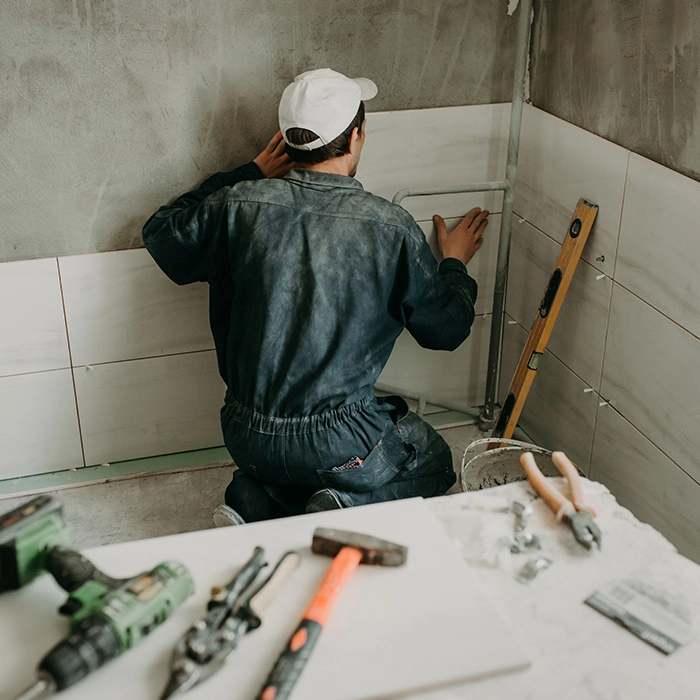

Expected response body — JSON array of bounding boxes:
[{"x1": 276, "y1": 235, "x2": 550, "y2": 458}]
[{"x1": 316, "y1": 427, "x2": 409, "y2": 492}]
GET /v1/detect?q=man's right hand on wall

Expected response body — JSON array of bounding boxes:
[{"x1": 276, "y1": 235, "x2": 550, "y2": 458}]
[{"x1": 433, "y1": 207, "x2": 489, "y2": 266}]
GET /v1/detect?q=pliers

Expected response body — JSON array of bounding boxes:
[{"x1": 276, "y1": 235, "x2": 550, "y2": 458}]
[
  {"x1": 520, "y1": 451, "x2": 602, "y2": 550},
  {"x1": 160, "y1": 547, "x2": 301, "y2": 699}
]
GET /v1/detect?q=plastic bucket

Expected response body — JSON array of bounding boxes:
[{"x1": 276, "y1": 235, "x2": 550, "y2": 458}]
[{"x1": 460, "y1": 438, "x2": 581, "y2": 492}]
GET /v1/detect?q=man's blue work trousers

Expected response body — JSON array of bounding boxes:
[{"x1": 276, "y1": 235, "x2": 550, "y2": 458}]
[{"x1": 220, "y1": 394, "x2": 455, "y2": 522}]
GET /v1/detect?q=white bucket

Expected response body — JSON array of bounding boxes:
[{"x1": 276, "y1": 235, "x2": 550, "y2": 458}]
[{"x1": 460, "y1": 437, "x2": 580, "y2": 492}]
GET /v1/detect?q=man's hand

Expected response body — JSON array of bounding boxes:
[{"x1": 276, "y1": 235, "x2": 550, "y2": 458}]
[
  {"x1": 253, "y1": 131, "x2": 295, "y2": 178},
  {"x1": 433, "y1": 207, "x2": 489, "y2": 266}
]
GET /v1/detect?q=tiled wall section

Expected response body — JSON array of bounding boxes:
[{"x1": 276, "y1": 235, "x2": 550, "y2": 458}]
[
  {"x1": 365, "y1": 104, "x2": 509, "y2": 412},
  {"x1": 0, "y1": 104, "x2": 511, "y2": 481},
  {"x1": 508, "y1": 105, "x2": 700, "y2": 563},
  {"x1": 4, "y1": 101, "x2": 698, "y2": 565}
]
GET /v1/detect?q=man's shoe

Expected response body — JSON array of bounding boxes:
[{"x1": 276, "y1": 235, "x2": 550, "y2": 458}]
[
  {"x1": 305, "y1": 488, "x2": 344, "y2": 513},
  {"x1": 212, "y1": 504, "x2": 246, "y2": 527}
]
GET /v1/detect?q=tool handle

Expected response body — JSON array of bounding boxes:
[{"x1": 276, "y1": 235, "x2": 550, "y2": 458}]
[
  {"x1": 551, "y1": 451, "x2": 596, "y2": 517},
  {"x1": 45, "y1": 546, "x2": 125, "y2": 593},
  {"x1": 256, "y1": 618, "x2": 323, "y2": 700},
  {"x1": 245, "y1": 551, "x2": 301, "y2": 627},
  {"x1": 520, "y1": 452, "x2": 573, "y2": 522},
  {"x1": 209, "y1": 546, "x2": 266, "y2": 612},
  {"x1": 256, "y1": 547, "x2": 362, "y2": 700}
]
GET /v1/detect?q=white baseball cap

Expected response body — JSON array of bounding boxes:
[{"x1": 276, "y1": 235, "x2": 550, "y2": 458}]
[{"x1": 279, "y1": 68, "x2": 378, "y2": 151}]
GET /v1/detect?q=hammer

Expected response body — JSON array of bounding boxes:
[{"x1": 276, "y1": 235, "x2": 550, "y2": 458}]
[{"x1": 256, "y1": 527, "x2": 408, "y2": 700}]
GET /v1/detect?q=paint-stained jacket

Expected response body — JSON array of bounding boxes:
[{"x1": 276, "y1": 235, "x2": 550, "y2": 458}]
[{"x1": 142, "y1": 164, "x2": 478, "y2": 418}]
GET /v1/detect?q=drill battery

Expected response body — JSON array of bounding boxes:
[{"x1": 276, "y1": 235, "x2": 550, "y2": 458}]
[{"x1": 0, "y1": 495, "x2": 70, "y2": 592}]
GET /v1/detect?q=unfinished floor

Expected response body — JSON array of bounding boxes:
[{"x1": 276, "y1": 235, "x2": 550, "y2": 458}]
[{"x1": 0, "y1": 423, "x2": 487, "y2": 549}]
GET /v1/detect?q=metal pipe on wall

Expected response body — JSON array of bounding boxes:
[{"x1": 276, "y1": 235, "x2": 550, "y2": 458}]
[
  {"x1": 391, "y1": 0, "x2": 533, "y2": 428},
  {"x1": 479, "y1": 0, "x2": 533, "y2": 429},
  {"x1": 392, "y1": 180, "x2": 508, "y2": 204}
]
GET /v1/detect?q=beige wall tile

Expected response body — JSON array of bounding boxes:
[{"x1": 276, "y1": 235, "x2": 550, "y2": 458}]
[
  {"x1": 514, "y1": 106, "x2": 628, "y2": 277},
  {"x1": 590, "y1": 405, "x2": 700, "y2": 564},
  {"x1": 0, "y1": 258, "x2": 70, "y2": 377},
  {"x1": 359, "y1": 104, "x2": 509, "y2": 222},
  {"x1": 601, "y1": 284, "x2": 700, "y2": 483},
  {"x1": 59, "y1": 249, "x2": 213, "y2": 367},
  {"x1": 0, "y1": 370, "x2": 83, "y2": 479},
  {"x1": 378, "y1": 313, "x2": 492, "y2": 412},
  {"x1": 74, "y1": 351, "x2": 226, "y2": 466},
  {"x1": 617, "y1": 154, "x2": 700, "y2": 338}
]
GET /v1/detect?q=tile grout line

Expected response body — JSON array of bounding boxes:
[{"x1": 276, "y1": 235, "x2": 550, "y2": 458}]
[
  {"x1": 597, "y1": 403, "x2": 700, "y2": 490},
  {"x1": 56, "y1": 257, "x2": 87, "y2": 469},
  {"x1": 590, "y1": 151, "x2": 631, "y2": 478}
]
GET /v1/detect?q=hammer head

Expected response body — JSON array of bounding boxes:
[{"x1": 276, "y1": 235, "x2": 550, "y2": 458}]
[{"x1": 312, "y1": 527, "x2": 407, "y2": 566}]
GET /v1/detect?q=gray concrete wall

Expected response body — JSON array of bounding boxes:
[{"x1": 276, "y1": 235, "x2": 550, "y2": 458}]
[
  {"x1": 1, "y1": 0, "x2": 517, "y2": 262},
  {"x1": 530, "y1": 0, "x2": 700, "y2": 182}
]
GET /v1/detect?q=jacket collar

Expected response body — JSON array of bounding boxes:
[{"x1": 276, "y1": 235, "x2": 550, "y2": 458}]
[{"x1": 284, "y1": 168, "x2": 365, "y2": 191}]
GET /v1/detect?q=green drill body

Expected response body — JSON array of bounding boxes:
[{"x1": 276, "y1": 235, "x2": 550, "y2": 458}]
[
  {"x1": 1, "y1": 496, "x2": 195, "y2": 698},
  {"x1": 37, "y1": 561, "x2": 194, "y2": 693}
]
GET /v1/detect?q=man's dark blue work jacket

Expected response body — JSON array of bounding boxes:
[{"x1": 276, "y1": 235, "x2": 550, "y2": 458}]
[{"x1": 142, "y1": 164, "x2": 478, "y2": 419}]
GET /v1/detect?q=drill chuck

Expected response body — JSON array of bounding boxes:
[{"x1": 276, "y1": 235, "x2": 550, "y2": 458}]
[{"x1": 39, "y1": 615, "x2": 121, "y2": 691}]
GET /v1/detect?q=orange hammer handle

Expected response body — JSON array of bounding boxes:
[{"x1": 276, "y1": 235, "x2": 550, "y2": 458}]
[
  {"x1": 304, "y1": 546, "x2": 362, "y2": 624},
  {"x1": 256, "y1": 547, "x2": 362, "y2": 700}
]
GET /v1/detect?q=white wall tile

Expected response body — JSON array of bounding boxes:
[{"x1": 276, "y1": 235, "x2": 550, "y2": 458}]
[
  {"x1": 0, "y1": 258, "x2": 70, "y2": 377},
  {"x1": 359, "y1": 105, "x2": 509, "y2": 222},
  {"x1": 506, "y1": 217, "x2": 612, "y2": 390},
  {"x1": 514, "y1": 106, "x2": 628, "y2": 277},
  {"x1": 617, "y1": 154, "x2": 700, "y2": 338},
  {"x1": 378, "y1": 313, "x2": 492, "y2": 412},
  {"x1": 0, "y1": 370, "x2": 83, "y2": 479},
  {"x1": 74, "y1": 351, "x2": 226, "y2": 466},
  {"x1": 590, "y1": 405, "x2": 700, "y2": 564},
  {"x1": 59, "y1": 249, "x2": 212, "y2": 367},
  {"x1": 500, "y1": 320, "x2": 597, "y2": 473},
  {"x1": 416, "y1": 214, "x2": 501, "y2": 316},
  {"x1": 601, "y1": 285, "x2": 700, "y2": 483}
]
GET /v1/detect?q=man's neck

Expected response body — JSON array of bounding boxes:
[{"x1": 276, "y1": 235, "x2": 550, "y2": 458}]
[{"x1": 300, "y1": 156, "x2": 354, "y2": 177}]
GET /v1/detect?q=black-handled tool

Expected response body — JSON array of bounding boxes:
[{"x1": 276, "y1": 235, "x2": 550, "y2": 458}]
[{"x1": 160, "y1": 548, "x2": 300, "y2": 699}]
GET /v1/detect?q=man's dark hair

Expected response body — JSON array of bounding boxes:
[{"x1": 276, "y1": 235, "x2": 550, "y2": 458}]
[{"x1": 285, "y1": 102, "x2": 365, "y2": 164}]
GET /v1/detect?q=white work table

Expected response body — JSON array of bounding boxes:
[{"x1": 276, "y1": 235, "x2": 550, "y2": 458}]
[{"x1": 2, "y1": 479, "x2": 699, "y2": 699}]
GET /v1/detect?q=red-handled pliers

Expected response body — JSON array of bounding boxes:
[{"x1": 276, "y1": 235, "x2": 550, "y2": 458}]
[{"x1": 520, "y1": 451, "x2": 602, "y2": 550}]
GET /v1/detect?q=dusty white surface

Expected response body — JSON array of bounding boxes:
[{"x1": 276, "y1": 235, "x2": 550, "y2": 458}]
[
  {"x1": 2, "y1": 480, "x2": 699, "y2": 699},
  {"x1": 0, "y1": 498, "x2": 528, "y2": 700},
  {"x1": 415, "y1": 479, "x2": 700, "y2": 699}
]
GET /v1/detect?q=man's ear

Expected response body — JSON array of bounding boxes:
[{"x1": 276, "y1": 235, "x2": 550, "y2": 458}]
[{"x1": 348, "y1": 126, "x2": 362, "y2": 155}]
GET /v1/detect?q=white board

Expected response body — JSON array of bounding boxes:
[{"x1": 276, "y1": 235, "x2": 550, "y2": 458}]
[{"x1": 1, "y1": 498, "x2": 529, "y2": 699}]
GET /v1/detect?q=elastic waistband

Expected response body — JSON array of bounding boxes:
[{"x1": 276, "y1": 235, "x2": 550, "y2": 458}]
[{"x1": 223, "y1": 395, "x2": 375, "y2": 437}]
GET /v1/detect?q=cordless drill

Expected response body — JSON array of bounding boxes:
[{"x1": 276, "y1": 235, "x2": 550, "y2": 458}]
[{"x1": 1, "y1": 495, "x2": 195, "y2": 699}]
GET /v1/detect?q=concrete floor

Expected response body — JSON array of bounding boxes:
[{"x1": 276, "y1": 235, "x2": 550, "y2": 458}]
[{"x1": 0, "y1": 423, "x2": 488, "y2": 549}]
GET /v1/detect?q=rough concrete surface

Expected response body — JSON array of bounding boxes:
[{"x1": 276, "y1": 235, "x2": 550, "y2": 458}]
[
  {"x1": 0, "y1": 423, "x2": 484, "y2": 547},
  {"x1": 0, "y1": 0, "x2": 517, "y2": 262},
  {"x1": 530, "y1": 0, "x2": 700, "y2": 182}
]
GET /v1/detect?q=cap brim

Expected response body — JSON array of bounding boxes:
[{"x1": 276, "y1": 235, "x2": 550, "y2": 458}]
[{"x1": 354, "y1": 77, "x2": 378, "y2": 101}]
